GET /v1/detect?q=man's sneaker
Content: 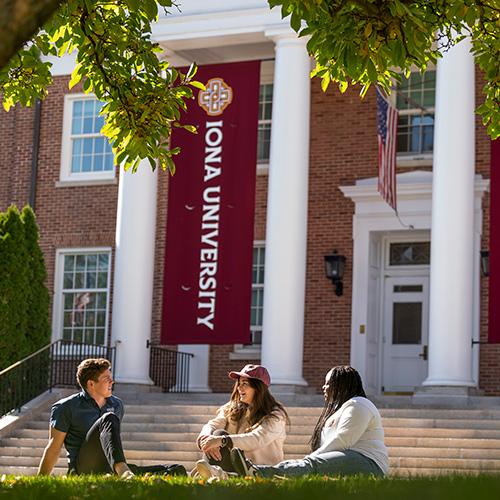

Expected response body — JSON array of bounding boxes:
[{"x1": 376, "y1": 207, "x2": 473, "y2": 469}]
[
  {"x1": 230, "y1": 448, "x2": 256, "y2": 477},
  {"x1": 196, "y1": 459, "x2": 229, "y2": 480}
]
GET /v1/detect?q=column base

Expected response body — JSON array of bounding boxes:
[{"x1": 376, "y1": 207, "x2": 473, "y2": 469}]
[
  {"x1": 412, "y1": 385, "x2": 481, "y2": 407},
  {"x1": 114, "y1": 376, "x2": 154, "y2": 385},
  {"x1": 269, "y1": 381, "x2": 312, "y2": 397}
]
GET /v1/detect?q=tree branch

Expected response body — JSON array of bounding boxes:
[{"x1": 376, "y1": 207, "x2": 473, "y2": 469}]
[{"x1": 0, "y1": 0, "x2": 65, "y2": 69}]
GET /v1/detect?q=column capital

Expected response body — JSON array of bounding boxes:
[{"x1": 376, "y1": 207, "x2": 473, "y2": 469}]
[{"x1": 264, "y1": 26, "x2": 308, "y2": 47}]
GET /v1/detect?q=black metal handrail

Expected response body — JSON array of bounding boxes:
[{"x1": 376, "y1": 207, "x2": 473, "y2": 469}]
[
  {"x1": 149, "y1": 345, "x2": 194, "y2": 393},
  {"x1": 0, "y1": 340, "x2": 116, "y2": 417}
]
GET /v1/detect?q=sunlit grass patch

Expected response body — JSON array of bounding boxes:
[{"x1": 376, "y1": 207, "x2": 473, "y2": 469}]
[{"x1": 1, "y1": 474, "x2": 500, "y2": 500}]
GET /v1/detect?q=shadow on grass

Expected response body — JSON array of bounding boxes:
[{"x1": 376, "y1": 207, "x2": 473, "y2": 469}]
[{"x1": 1, "y1": 474, "x2": 500, "y2": 500}]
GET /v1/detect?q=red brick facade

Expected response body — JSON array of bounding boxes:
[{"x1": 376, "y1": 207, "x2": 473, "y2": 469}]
[{"x1": 1, "y1": 69, "x2": 498, "y2": 395}]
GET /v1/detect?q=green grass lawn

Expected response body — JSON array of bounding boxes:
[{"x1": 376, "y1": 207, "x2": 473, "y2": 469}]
[{"x1": 1, "y1": 475, "x2": 500, "y2": 500}]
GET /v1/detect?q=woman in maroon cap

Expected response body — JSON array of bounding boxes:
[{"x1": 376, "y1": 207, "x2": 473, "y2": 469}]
[{"x1": 195, "y1": 364, "x2": 289, "y2": 479}]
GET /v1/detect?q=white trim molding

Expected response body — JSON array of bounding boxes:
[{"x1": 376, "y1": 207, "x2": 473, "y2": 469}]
[
  {"x1": 52, "y1": 247, "x2": 113, "y2": 345},
  {"x1": 340, "y1": 171, "x2": 489, "y2": 394},
  {"x1": 60, "y1": 93, "x2": 116, "y2": 184}
]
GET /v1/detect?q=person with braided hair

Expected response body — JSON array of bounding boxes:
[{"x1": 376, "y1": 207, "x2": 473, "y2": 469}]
[{"x1": 231, "y1": 366, "x2": 388, "y2": 478}]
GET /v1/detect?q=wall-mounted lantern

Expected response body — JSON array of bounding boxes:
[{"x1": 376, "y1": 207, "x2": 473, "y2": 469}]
[{"x1": 324, "y1": 250, "x2": 346, "y2": 297}]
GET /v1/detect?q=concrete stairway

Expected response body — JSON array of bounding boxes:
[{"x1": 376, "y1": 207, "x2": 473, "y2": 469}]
[{"x1": 2, "y1": 391, "x2": 500, "y2": 476}]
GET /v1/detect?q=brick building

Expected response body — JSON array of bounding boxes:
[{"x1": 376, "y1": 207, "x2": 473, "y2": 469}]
[{"x1": 1, "y1": 0, "x2": 499, "y2": 396}]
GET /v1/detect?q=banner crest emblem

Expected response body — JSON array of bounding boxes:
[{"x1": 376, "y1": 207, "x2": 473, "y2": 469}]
[{"x1": 198, "y1": 77, "x2": 233, "y2": 116}]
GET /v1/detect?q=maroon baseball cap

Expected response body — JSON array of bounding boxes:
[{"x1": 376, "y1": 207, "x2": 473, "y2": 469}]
[{"x1": 228, "y1": 364, "x2": 271, "y2": 386}]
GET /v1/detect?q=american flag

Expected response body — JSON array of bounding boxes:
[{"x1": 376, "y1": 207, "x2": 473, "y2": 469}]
[{"x1": 376, "y1": 87, "x2": 398, "y2": 211}]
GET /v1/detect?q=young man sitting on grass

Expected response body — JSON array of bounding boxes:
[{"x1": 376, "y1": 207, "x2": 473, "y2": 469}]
[{"x1": 38, "y1": 358, "x2": 185, "y2": 478}]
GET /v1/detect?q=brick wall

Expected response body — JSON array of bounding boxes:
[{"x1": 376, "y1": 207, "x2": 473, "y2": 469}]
[
  {"x1": 1, "y1": 76, "x2": 119, "y2": 342},
  {"x1": 1, "y1": 68, "x2": 497, "y2": 395}
]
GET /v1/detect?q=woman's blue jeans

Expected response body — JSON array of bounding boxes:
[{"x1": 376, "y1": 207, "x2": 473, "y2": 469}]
[{"x1": 255, "y1": 450, "x2": 384, "y2": 478}]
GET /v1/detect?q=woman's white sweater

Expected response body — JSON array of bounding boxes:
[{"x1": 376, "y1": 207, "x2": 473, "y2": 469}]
[{"x1": 309, "y1": 396, "x2": 389, "y2": 474}]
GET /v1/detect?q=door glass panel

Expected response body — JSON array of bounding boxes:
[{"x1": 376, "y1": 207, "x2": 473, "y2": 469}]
[
  {"x1": 392, "y1": 302, "x2": 422, "y2": 344},
  {"x1": 389, "y1": 242, "x2": 430, "y2": 266},
  {"x1": 394, "y1": 285, "x2": 423, "y2": 293}
]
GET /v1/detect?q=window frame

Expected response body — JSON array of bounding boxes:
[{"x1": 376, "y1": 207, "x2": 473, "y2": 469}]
[
  {"x1": 52, "y1": 247, "x2": 112, "y2": 346},
  {"x1": 384, "y1": 236, "x2": 431, "y2": 273},
  {"x1": 59, "y1": 94, "x2": 116, "y2": 183},
  {"x1": 256, "y1": 61, "x2": 274, "y2": 174},
  {"x1": 230, "y1": 241, "x2": 265, "y2": 360},
  {"x1": 392, "y1": 68, "x2": 436, "y2": 167}
]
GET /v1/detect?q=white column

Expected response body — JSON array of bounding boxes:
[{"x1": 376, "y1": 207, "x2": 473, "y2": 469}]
[
  {"x1": 260, "y1": 30, "x2": 310, "y2": 387},
  {"x1": 111, "y1": 162, "x2": 158, "y2": 384},
  {"x1": 423, "y1": 35, "x2": 475, "y2": 387}
]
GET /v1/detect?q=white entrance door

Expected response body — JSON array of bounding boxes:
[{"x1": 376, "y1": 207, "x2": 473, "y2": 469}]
[{"x1": 382, "y1": 276, "x2": 429, "y2": 392}]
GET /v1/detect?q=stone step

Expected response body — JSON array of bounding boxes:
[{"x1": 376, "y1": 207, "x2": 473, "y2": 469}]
[
  {"x1": 389, "y1": 456, "x2": 500, "y2": 471},
  {"x1": 382, "y1": 418, "x2": 500, "y2": 430},
  {"x1": 31, "y1": 413, "x2": 500, "y2": 435},
  {"x1": 13, "y1": 426, "x2": 500, "y2": 444},
  {"x1": 0, "y1": 466, "x2": 67, "y2": 476},
  {"x1": 390, "y1": 468, "x2": 484, "y2": 477},
  {"x1": 4, "y1": 440, "x2": 500, "y2": 461},
  {"x1": 384, "y1": 427, "x2": 500, "y2": 439},
  {"x1": 388, "y1": 447, "x2": 500, "y2": 459},
  {"x1": 385, "y1": 436, "x2": 500, "y2": 449}
]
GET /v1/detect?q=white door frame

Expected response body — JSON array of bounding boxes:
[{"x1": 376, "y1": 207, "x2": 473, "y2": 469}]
[
  {"x1": 340, "y1": 171, "x2": 488, "y2": 395},
  {"x1": 381, "y1": 275, "x2": 429, "y2": 392},
  {"x1": 378, "y1": 234, "x2": 430, "y2": 393}
]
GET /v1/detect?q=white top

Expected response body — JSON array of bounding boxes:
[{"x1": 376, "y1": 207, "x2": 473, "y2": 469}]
[
  {"x1": 198, "y1": 404, "x2": 287, "y2": 465},
  {"x1": 309, "y1": 397, "x2": 389, "y2": 474}
]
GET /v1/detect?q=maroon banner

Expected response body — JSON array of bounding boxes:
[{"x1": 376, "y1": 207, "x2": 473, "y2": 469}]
[
  {"x1": 488, "y1": 139, "x2": 500, "y2": 343},
  {"x1": 161, "y1": 61, "x2": 260, "y2": 344}
]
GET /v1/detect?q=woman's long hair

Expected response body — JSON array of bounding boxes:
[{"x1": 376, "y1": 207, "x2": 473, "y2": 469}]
[
  {"x1": 310, "y1": 366, "x2": 367, "y2": 452},
  {"x1": 224, "y1": 377, "x2": 290, "y2": 428}
]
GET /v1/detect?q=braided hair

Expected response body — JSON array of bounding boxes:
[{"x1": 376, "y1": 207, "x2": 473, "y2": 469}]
[{"x1": 310, "y1": 366, "x2": 367, "y2": 452}]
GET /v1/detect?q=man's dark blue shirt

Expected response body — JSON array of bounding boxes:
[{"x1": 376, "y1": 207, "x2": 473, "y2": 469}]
[{"x1": 50, "y1": 390, "x2": 124, "y2": 469}]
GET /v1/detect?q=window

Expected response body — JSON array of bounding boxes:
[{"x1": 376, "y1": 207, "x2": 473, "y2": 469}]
[
  {"x1": 230, "y1": 244, "x2": 265, "y2": 359},
  {"x1": 54, "y1": 249, "x2": 111, "y2": 345},
  {"x1": 250, "y1": 246, "x2": 265, "y2": 345},
  {"x1": 389, "y1": 242, "x2": 430, "y2": 267},
  {"x1": 257, "y1": 84, "x2": 273, "y2": 163},
  {"x1": 256, "y1": 60, "x2": 274, "y2": 167},
  {"x1": 396, "y1": 70, "x2": 435, "y2": 157},
  {"x1": 60, "y1": 95, "x2": 115, "y2": 182}
]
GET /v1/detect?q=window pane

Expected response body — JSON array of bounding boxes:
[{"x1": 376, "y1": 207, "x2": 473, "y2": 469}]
[
  {"x1": 390, "y1": 242, "x2": 430, "y2": 266},
  {"x1": 59, "y1": 252, "x2": 110, "y2": 345},
  {"x1": 93, "y1": 153, "x2": 104, "y2": 172},
  {"x1": 69, "y1": 98, "x2": 114, "y2": 174},
  {"x1": 95, "y1": 329, "x2": 105, "y2": 345},
  {"x1": 257, "y1": 84, "x2": 272, "y2": 162},
  {"x1": 84, "y1": 329, "x2": 95, "y2": 344},
  {"x1": 392, "y1": 302, "x2": 422, "y2": 344},
  {"x1": 94, "y1": 137, "x2": 104, "y2": 154},
  {"x1": 394, "y1": 285, "x2": 423, "y2": 293},
  {"x1": 98, "y1": 254, "x2": 109, "y2": 270},
  {"x1": 396, "y1": 70, "x2": 435, "y2": 155},
  {"x1": 63, "y1": 272, "x2": 74, "y2": 289},
  {"x1": 87, "y1": 254, "x2": 97, "y2": 270},
  {"x1": 86, "y1": 272, "x2": 97, "y2": 288}
]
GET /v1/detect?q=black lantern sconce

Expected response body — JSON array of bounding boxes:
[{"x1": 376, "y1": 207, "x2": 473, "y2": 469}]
[
  {"x1": 481, "y1": 250, "x2": 489, "y2": 277},
  {"x1": 324, "y1": 250, "x2": 346, "y2": 297}
]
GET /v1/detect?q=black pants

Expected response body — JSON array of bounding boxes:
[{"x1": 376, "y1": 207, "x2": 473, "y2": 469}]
[
  {"x1": 205, "y1": 429, "x2": 246, "y2": 473},
  {"x1": 74, "y1": 412, "x2": 186, "y2": 476},
  {"x1": 75, "y1": 412, "x2": 126, "y2": 474}
]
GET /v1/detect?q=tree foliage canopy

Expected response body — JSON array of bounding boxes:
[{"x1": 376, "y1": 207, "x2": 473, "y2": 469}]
[
  {"x1": 0, "y1": 0, "x2": 202, "y2": 174},
  {"x1": 0, "y1": 206, "x2": 50, "y2": 370},
  {"x1": 0, "y1": 1, "x2": 498, "y2": 176},
  {"x1": 270, "y1": 0, "x2": 499, "y2": 138}
]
